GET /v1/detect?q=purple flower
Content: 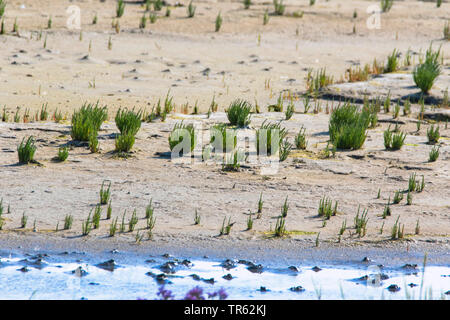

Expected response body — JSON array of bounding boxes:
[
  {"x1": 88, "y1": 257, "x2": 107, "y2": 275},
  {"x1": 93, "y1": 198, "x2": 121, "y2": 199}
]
[
  {"x1": 157, "y1": 285, "x2": 175, "y2": 300},
  {"x1": 184, "y1": 286, "x2": 205, "y2": 300}
]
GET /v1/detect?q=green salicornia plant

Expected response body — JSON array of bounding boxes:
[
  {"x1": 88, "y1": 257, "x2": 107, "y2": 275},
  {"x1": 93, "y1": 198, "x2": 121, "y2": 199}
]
[
  {"x1": 380, "y1": 0, "x2": 393, "y2": 13},
  {"x1": 109, "y1": 217, "x2": 118, "y2": 237},
  {"x1": 57, "y1": 147, "x2": 69, "y2": 161},
  {"x1": 21, "y1": 212, "x2": 28, "y2": 228},
  {"x1": 257, "y1": 192, "x2": 263, "y2": 218},
  {"x1": 120, "y1": 211, "x2": 126, "y2": 233},
  {"x1": 92, "y1": 205, "x2": 101, "y2": 229},
  {"x1": 39, "y1": 103, "x2": 48, "y2": 121},
  {"x1": 428, "y1": 146, "x2": 439, "y2": 162},
  {"x1": 194, "y1": 209, "x2": 201, "y2": 225},
  {"x1": 281, "y1": 196, "x2": 289, "y2": 218},
  {"x1": 415, "y1": 218, "x2": 420, "y2": 235},
  {"x1": 128, "y1": 209, "x2": 138, "y2": 232},
  {"x1": 187, "y1": 1, "x2": 196, "y2": 18},
  {"x1": 263, "y1": 10, "x2": 269, "y2": 25},
  {"x1": 244, "y1": 0, "x2": 252, "y2": 9},
  {"x1": 116, "y1": 0, "x2": 125, "y2": 18},
  {"x1": 318, "y1": 196, "x2": 337, "y2": 220},
  {"x1": 105, "y1": 201, "x2": 112, "y2": 220},
  {"x1": 391, "y1": 131, "x2": 406, "y2": 150},
  {"x1": 149, "y1": 13, "x2": 157, "y2": 24},
  {"x1": 354, "y1": 205, "x2": 369, "y2": 237},
  {"x1": 145, "y1": 199, "x2": 154, "y2": 219},
  {"x1": 71, "y1": 102, "x2": 107, "y2": 141},
  {"x1": 408, "y1": 173, "x2": 417, "y2": 192},
  {"x1": 220, "y1": 217, "x2": 233, "y2": 235},
  {"x1": 115, "y1": 132, "x2": 135, "y2": 153},
  {"x1": 427, "y1": 124, "x2": 440, "y2": 144},
  {"x1": 329, "y1": 103, "x2": 369, "y2": 150},
  {"x1": 99, "y1": 181, "x2": 111, "y2": 205},
  {"x1": 377, "y1": 188, "x2": 381, "y2": 199},
  {"x1": 406, "y1": 191, "x2": 412, "y2": 205},
  {"x1": 215, "y1": 12, "x2": 222, "y2": 32},
  {"x1": 444, "y1": 21, "x2": 449, "y2": 40},
  {"x1": 169, "y1": 122, "x2": 196, "y2": 154},
  {"x1": 339, "y1": 219, "x2": 347, "y2": 236},
  {"x1": 393, "y1": 190, "x2": 403, "y2": 204},
  {"x1": 295, "y1": 126, "x2": 307, "y2": 149},
  {"x1": 64, "y1": 214, "x2": 73, "y2": 230},
  {"x1": 273, "y1": 0, "x2": 285, "y2": 16},
  {"x1": 382, "y1": 198, "x2": 391, "y2": 219},
  {"x1": 285, "y1": 102, "x2": 294, "y2": 120},
  {"x1": 139, "y1": 14, "x2": 146, "y2": 29},
  {"x1": 82, "y1": 210, "x2": 92, "y2": 235},
  {"x1": 115, "y1": 108, "x2": 142, "y2": 136},
  {"x1": 256, "y1": 120, "x2": 287, "y2": 156},
  {"x1": 18, "y1": 136, "x2": 37, "y2": 164},
  {"x1": 0, "y1": 0, "x2": 6, "y2": 19},
  {"x1": 226, "y1": 99, "x2": 251, "y2": 127},
  {"x1": 391, "y1": 216, "x2": 404, "y2": 240},
  {"x1": 274, "y1": 216, "x2": 287, "y2": 237},
  {"x1": 384, "y1": 49, "x2": 399, "y2": 73},
  {"x1": 89, "y1": 133, "x2": 99, "y2": 153},
  {"x1": 246, "y1": 215, "x2": 253, "y2": 231},
  {"x1": 279, "y1": 139, "x2": 292, "y2": 162},
  {"x1": 413, "y1": 46, "x2": 442, "y2": 94}
]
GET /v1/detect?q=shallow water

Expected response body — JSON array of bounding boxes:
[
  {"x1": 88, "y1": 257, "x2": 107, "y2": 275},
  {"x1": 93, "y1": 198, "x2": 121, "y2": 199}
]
[{"x1": 0, "y1": 254, "x2": 448, "y2": 300}]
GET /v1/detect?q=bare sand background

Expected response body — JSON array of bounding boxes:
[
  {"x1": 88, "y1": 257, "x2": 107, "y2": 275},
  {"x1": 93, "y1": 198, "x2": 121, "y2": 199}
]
[{"x1": 0, "y1": 0, "x2": 449, "y2": 256}]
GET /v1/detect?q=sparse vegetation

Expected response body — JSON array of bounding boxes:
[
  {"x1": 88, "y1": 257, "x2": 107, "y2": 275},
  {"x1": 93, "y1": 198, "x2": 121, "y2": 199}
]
[
  {"x1": 17, "y1": 136, "x2": 37, "y2": 164},
  {"x1": 57, "y1": 147, "x2": 69, "y2": 162},
  {"x1": 115, "y1": 132, "x2": 136, "y2": 153},
  {"x1": 427, "y1": 124, "x2": 440, "y2": 144},
  {"x1": 71, "y1": 102, "x2": 108, "y2": 142},
  {"x1": 215, "y1": 12, "x2": 222, "y2": 32},
  {"x1": 295, "y1": 126, "x2": 307, "y2": 150},
  {"x1": 329, "y1": 103, "x2": 369, "y2": 150},
  {"x1": 116, "y1": 0, "x2": 125, "y2": 18},
  {"x1": 100, "y1": 181, "x2": 111, "y2": 205},
  {"x1": 380, "y1": 0, "x2": 394, "y2": 13},
  {"x1": 428, "y1": 146, "x2": 439, "y2": 162},
  {"x1": 273, "y1": 0, "x2": 285, "y2": 16},
  {"x1": 187, "y1": 1, "x2": 196, "y2": 18},
  {"x1": 226, "y1": 99, "x2": 251, "y2": 127},
  {"x1": 413, "y1": 46, "x2": 442, "y2": 94},
  {"x1": 169, "y1": 122, "x2": 196, "y2": 154}
]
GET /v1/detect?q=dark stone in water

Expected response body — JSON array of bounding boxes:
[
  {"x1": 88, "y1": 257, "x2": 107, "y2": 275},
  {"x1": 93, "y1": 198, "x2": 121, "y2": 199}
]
[
  {"x1": 312, "y1": 266, "x2": 322, "y2": 272},
  {"x1": 145, "y1": 259, "x2": 156, "y2": 263},
  {"x1": 289, "y1": 286, "x2": 305, "y2": 292},
  {"x1": 110, "y1": 249, "x2": 119, "y2": 254},
  {"x1": 96, "y1": 259, "x2": 118, "y2": 272},
  {"x1": 357, "y1": 274, "x2": 389, "y2": 282},
  {"x1": 159, "y1": 262, "x2": 177, "y2": 274},
  {"x1": 72, "y1": 266, "x2": 88, "y2": 277},
  {"x1": 162, "y1": 253, "x2": 172, "y2": 259},
  {"x1": 181, "y1": 259, "x2": 193, "y2": 268},
  {"x1": 190, "y1": 274, "x2": 201, "y2": 281},
  {"x1": 20, "y1": 258, "x2": 48, "y2": 269},
  {"x1": 18, "y1": 266, "x2": 30, "y2": 272},
  {"x1": 387, "y1": 284, "x2": 401, "y2": 292},
  {"x1": 221, "y1": 259, "x2": 236, "y2": 270},
  {"x1": 247, "y1": 263, "x2": 263, "y2": 274},
  {"x1": 445, "y1": 291, "x2": 450, "y2": 295},
  {"x1": 288, "y1": 266, "x2": 299, "y2": 272},
  {"x1": 237, "y1": 259, "x2": 253, "y2": 266},
  {"x1": 202, "y1": 278, "x2": 215, "y2": 284},
  {"x1": 258, "y1": 286, "x2": 269, "y2": 292},
  {"x1": 223, "y1": 274, "x2": 233, "y2": 280},
  {"x1": 408, "y1": 283, "x2": 418, "y2": 288},
  {"x1": 401, "y1": 264, "x2": 418, "y2": 270},
  {"x1": 362, "y1": 257, "x2": 373, "y2": 263},
  {"x1": 89, "y1": 282, "x2": 100, "y2": 286}
]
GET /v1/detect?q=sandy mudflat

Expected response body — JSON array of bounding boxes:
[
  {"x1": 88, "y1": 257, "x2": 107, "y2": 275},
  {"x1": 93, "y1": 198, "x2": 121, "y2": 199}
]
[{"x1": 0, "y1": 0, "x2": 449, "y2": 257}]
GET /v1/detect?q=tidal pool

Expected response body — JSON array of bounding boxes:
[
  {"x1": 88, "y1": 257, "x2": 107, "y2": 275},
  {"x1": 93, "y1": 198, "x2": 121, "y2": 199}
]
[{"x1": 0, "y1": 253, "x2": 448, "y2": 300}]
